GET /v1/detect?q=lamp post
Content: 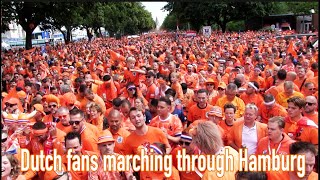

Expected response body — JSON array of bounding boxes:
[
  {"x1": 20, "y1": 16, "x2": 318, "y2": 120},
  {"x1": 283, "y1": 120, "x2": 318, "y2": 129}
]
[{"x1": 310, "y1": 9, "x2": 315, "y2": 32}]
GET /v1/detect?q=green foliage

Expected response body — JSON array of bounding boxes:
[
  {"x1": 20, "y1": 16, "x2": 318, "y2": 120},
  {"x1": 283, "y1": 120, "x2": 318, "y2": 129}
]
[
  {"x1": 162, "y1": 2, "x2": 274, "y2": 32},
  {"x1": 2, "y1": 2, "x2": 155, "y2": 47},
  {"x1": 226, "y1": 20, "x2": 245, "y2": 32}
]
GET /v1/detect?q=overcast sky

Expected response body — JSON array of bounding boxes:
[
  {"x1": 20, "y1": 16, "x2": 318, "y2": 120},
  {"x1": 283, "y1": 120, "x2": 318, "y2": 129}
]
[{"x1": 141, "y1": 2, "x2": 169, "y2": 29}]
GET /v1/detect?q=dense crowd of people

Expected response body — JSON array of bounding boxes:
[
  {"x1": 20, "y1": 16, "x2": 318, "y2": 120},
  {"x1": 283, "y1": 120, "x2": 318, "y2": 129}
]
[{"x1": 1, "y1": 30, "x2": 318, "y2": 180}]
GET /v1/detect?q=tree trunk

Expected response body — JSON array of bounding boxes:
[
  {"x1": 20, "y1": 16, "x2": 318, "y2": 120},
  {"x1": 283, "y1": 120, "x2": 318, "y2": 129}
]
[
  {"x1": 220, "y1": 22, "x2": 227, "y2": 33},
  {"x1": 86, "y1": 27, "x2": 93, "y2": 41},
  {"x1": 66, "y1": 27, "x2": 71, "y2": 44},
  {"x1": 25, "y1": 26, "x2": 34, "y2": 50}
]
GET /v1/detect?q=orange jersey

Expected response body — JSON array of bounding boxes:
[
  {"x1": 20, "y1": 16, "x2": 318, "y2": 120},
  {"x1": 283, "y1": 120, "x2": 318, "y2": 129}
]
[
  {"x1": 219, "y1": 120, "x2": 234, "y2": 145},
  {"x1": 149, "y1": 114, "x2": 183, "y2": 137},
  {"x1": 256, "y1": 133, "x2": 295, "y2": 155},
  {"x1": 187, "y1": 104, "x2": 213, "y2": 122},
  {"x1": 258, "y1": 103, "x2": 288, "y2": 124},
  {"x1": 284, "y1": 116, "x2": 318, "y2": 145},
  {"x1": 216, "y1": 96, "x2": 246, "y2": 118},
  {"x1": 109, "y1": 127, "x2": 130, "y2": 155},
  {"x1": 123, "y1": 126, "x2": 170, "y2": 155},
  {"x1": 240, "y1": 93, "x2": 264, "y2": 107}
]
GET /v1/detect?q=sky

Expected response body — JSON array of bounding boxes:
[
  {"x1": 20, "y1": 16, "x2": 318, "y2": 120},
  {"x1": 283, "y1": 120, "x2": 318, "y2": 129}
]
[{"x1": 141, "y1": 2, "x2": 169, "y2": 29}]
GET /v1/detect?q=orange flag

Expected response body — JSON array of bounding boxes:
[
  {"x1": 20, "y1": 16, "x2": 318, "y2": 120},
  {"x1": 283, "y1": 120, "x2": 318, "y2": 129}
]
[
  {"x1": 108, "y1": 50, "x2": 125, "y2": 61},
  {"x1": 287, "y1": 40, "x2": 297, "y2": 58}
]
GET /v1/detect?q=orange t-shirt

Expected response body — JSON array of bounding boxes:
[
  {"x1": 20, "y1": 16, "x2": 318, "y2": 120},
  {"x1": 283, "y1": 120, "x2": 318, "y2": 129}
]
[
  {"x1": 258, "y1": 103, "x2": 288, "y2": 124},
  {"x1": 124, "y1": 68, "x2": 142, "y2": 86},
  {"x1": 171, "y1": 81, "x2": 184, "y2": 100},
  {"x1": 240, "y1": 93, "x2": 264, "y2": 107},
  {"x1": 149, "y1": 114, "x2": 183, "y2": 137},
  {"x1": 284, "y1": 116, "x2": 318, "y2": 145},
  {"x1": 109, "y1": 127, "x2": 130, "y2": 155},
  {"x1": 187, "y1": 104, "x2": 213, "y2": 123},
  {"x1": 123, "y1": 126, "x2": 170, "y2": 155},
  {"x1": 304, "y1": 112, "x2": 318, "y2": 124}
]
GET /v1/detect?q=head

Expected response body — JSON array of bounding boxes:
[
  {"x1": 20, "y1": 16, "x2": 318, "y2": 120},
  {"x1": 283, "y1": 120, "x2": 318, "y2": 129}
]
[
  {"x1": 277, "y1": 69, "x2": 287, "y2": 81},
  {"x1": 289, "y1": 142, "x2": 317, "y2": 178},
  {"x1": 304, "y1": 96, "x2": 318, "y2": 114},
  {"x1": 179, "y1": 132, "x2": 193, "y2": 154},
  {"x1": 304, "y1": 82, "x2": 316, "y2": 96},
  {"x1": 149, "y1": 99, "x2": 158, "y2": 114},
  {"x1": 129, "y1": 107, "x2": 146, "y2": 129},
  {"x1": 126, "y1": 57, "x2": 136, "y2": 69},
  {"x1": 246, "y1": 81, "x2": 259, "y2": 95},
  {"x1": 88, "y1": 103, "x2": 101, "y2": 120},
  {"x1": 170, "y1": 72, "x2": 179, "y2": 83},
  {"x1": 287, "y1": 97, "x2": 306, "y2": 119},
  {"x1": 1, "y1": 153, "x2": 20, "y2": 179},
  {"x1": 112, "y1": 98, "x2": 122, "y2": 111},
  {"x1": 134, "y1": 97, "x2": 145, "y2": 109},
  {"x1": 283, "y1": 81, "x2": 294, "y2": 96},
  {"x1": 267, "y1": 116, "x2": 285, "y2": 142},
  {"x1": 224, "y1": 103, "x2": 236, "y2": 122},
  {"x1": 286, "y1": 72, "x2": 297, "y2": 81},
  {"x1": 206, "y1": 106, "x2": 223, "y2": 124},
  {"x1": 146, "y1": 71, "x2": 156, "y2": 85},
  {"x1": 69, "y1": 108, "x2": 85, "y2": 133},
  {"x1": 65, "y1": 132, "x2": 82, "y2": 156},
  {"x1": 157, "y1": 97, "x2": 171, "y2": 117},
  {"x1": 296, "y1": 67, "x2": 306, "y2": 79},
  {"x1": 126, "y1": 83, "x2": 137, "y2": 97},
  {"x1": 263, "y1": 94, "x2": 276, "y2": 110},
  {"x1": 107, "y1": 109, "x2": 122, "y2": 133},
  {"x1": 98, "y1": 130, "x2": 115, "y2": 155},
  {"x1": 84, "y1": 88, "x2": 95, "y2": 101},
  {"x1": 196, "y1": 89, "x2": 208, "y2": 107},
  {"x1": 235, "y1": 171, "x2": 267, "y2": 180},
  {"x1": 32, "y1": 122, "x2": 49, "y2": 144},
  {"x1": 57, "y1": 107, "x2": 70, "y2": 126},
  {"x1": 225, "y1": 83, "x2": 237, "y2": 101},
  {"x1": 120, "y1": 99, "x2": 131, "y2": 118},
  {"x1": 191, "y1": 121, "x2": 223, "y2": 154},
  {"x1": 244, "y1": 104, "x2": 258, "y2": 126}
]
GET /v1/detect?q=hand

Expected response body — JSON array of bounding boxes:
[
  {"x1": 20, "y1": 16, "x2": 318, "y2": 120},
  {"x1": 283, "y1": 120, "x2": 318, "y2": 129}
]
[{"x1": 48, "y1": 123, "x2": 57, "y2": 138}]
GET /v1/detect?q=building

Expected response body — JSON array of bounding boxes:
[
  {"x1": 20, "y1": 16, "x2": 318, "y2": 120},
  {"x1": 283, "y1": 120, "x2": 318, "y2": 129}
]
[{"x1": 245, "y1": 13, "x2": 318, "y2": 33}]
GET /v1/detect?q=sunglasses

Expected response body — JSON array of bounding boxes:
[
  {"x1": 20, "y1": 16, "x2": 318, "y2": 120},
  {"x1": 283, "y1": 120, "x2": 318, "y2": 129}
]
[
  {"x1": 2, "y1": 137, "x2": 7, "y2": 143},
  {"x1": 6, "y1": 103, "x2": 17, "y2": 107},
  {"x1": 207, "y1": 84, "x2": 214, "y2": 86},
  {"x1": 69, "y1": 121, "x2": 81, "y2": 125},
  {"x1": 306, "y1": 102, "x2": 315, "y2": 106},
  {"x1": 146, "y1": 76, "x2": 152, "y2": 78},
  {"x1": 218, "y1": 87, "x2": 225, "y2": 91},
  {"x1": 308, "y1": 88, "x2": 316, "y2": 91},
  {"x1": 128, "y1": 88, "x2": 136, "y2": 91},
  {"x1": 179, "y1": 141, "x2": 191, "y2": 146},
  {"x1": 58, "y1": 115, "x2": 68, "y2": 119},
  {"x1": 48, "y1": 104, "x2": 57, "y2": 108}
]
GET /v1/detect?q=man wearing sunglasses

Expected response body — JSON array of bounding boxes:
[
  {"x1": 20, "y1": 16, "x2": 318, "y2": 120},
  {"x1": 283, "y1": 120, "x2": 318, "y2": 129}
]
[
  {"x1": 303, "y1": 96, "x2": 318, "y2": 124},
  {"x1": 4, "y1": 97, "x2": 21, "y2": 114},
  {"x1": 43, "y1": 94, "x2": 60, "y2": 123},
  {"x1": 69, "y1": 108, "x2": 99, "y2": 153}
]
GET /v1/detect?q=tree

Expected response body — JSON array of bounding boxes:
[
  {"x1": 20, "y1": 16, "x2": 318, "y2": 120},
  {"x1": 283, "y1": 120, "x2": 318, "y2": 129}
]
[
  {"x1": 41, "y1": 2, "x2": 83, "y2": 44},
  {"x1": 163, "y1": 2, "x2": 275, "y2": 32},
  {"x1": 2, "y1": 2, "x2": 51, "y2": 49}
]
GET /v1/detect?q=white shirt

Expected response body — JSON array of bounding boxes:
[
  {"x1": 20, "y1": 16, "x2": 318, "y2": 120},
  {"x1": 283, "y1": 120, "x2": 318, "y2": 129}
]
[{"x1": 242, "y1": 123, "x2": 258, "y2": 155}]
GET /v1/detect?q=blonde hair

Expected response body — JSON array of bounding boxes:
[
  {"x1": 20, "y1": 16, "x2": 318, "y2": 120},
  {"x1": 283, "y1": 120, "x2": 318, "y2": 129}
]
[
  {"x1": 245, "y1": 103, "x2": 258, "y2": 114},
  {"x1": 192, "y1": 121, "x2": 223, "y2": 154}
]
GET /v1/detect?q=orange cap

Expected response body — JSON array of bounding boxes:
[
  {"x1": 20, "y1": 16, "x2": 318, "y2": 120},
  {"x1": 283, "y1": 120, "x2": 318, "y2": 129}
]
[
  {"x1": 45, "y1": 94, "x2": 60, "y2": 104},
  {"x1": 33, "y1": 104, "x2": 46, "y2": 115},
  {"x1": 98, "y1": 129, "x2": 115, "y2": 144},
  {"x1": 17, "y1": 91, "x2": 27, "y2": 99},
  {"x1": 218, "y1": 82, "x2": 227, "y2": 89}
]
